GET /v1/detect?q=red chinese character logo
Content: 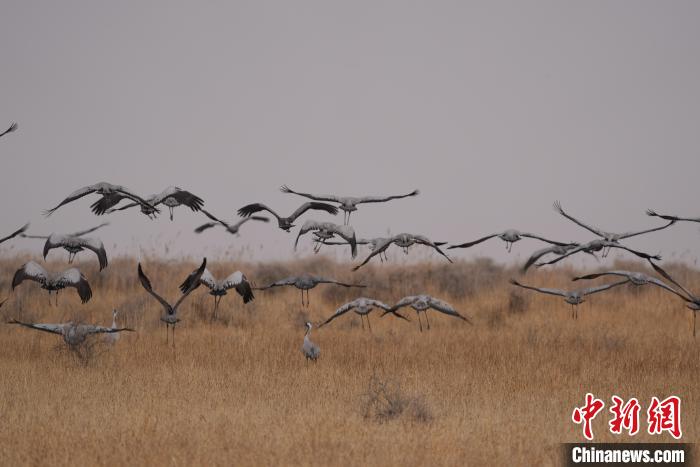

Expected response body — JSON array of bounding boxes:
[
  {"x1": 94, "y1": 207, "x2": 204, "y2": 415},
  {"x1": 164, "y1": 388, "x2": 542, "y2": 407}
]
[
  {"x1": 608, "y1": 395, "x2": 640, "y2": 436},
  {"x1": 572, "y1": 393, "x2": 605, "y2": 440},
  {"x1": 647, "y1": 396, "x2": 682, "y2": 439}
]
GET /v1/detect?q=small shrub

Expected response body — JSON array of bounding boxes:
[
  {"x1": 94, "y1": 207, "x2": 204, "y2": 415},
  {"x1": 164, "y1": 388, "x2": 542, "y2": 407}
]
[{"x1": 360, "y1": 373, "x2": 433, "y2": 423}]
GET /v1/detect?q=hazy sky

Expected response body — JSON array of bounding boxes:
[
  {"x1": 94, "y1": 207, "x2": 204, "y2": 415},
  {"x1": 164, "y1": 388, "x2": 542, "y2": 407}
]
[{"x1": 1, "y1": 1, "x2": 699, "y2": 267}]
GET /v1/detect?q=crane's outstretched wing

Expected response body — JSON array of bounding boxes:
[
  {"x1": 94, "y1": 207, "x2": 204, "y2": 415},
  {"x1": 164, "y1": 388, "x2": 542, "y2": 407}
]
[
  {"x1": 44, "y1": 184, "x2": 102, "y2": 216},
  {"x1": 553, "y1": 201, "x2": 606, "y2": 238},
  {"x1": 71, "y1": 222, "x2": 109, "y2": 237},
  {"x1": 646, "y1": 209, "x2": 700, "y2": 223},
  {"x1": 280, "y1": 185, "x2": 342, "y2": 203},
  {"x1": 179, "y1": 267, "x2": 216, "y2": 293},
  {"x1": 427, "y1": 297, "x2": 472, "y2": 324},
  {"x1": 0, "y1": 122, "x2": 18, "y2": 138},
  {"x1": 137, "y1": 263, "x2": 172, "y2": 310},
  {"x1": 617, "y1": 220, "x2": 676, "y2": 240},
  {"x1": 519, "y1": 233, "x2": 573, "y2": 247},
  {"x1": 579, "y1": 280, "x2": 630, "y2": 297},
  {"x1": 0, "y1": 223, "x2": 29, "y2": 244},
  {"x1": 8, "y1": 319, "x2": 64, "y2": 335},
  {"x1": 78, "y1": 237, "x2": 108, "y2": 271},
  {"x1": 12, "y1": 261, "x2": 49, "y2": 289},
  {"x1": 254, "y1": 276, "x2": 298, "y2": 290},
  {"x1": 90, "y1": 193, "x2": 126, "y2": 215},
  {"x1": 57, "y1": 268, "x2": 93, "y2": 303},
  {"x1": 162, "y1": 188, "x2": 204, "y2": 212},
  {"x1": 172, "y1": 258, "x2": 207, "y2": 310},
  {"x1": 221, "y1": 271, "x2": 254, "y2": 303},
  {"x1": 647, "y1": 261, "x2": 696, "y2": 302},
  {"x1": 448, "y1": 233, "x2": 499, "y2": 249},
  {"x1": 288, "y1": 202, "x2": 339, "y2": 222},
  {"x1": 352, "y1": 237, "x2": 393, "y2": 271},
  {"x1": 413, "y1": 235, "x2": 452, "y2": 263},
  {"x1": 237, "y1": 203, "x2": 281, "y2": 221},
  {"x1": 84, "y1": 325, "x2": 135, "y2": 335},
  {"x1": 509, "y1": 279, "x2": 567, "y2": 297},
  {"x1": 355, "y1": 189, "x2": 420, "y2": 204},
  {"x1": 314, "y1": 277, "x2": 366, "y2": 288}
]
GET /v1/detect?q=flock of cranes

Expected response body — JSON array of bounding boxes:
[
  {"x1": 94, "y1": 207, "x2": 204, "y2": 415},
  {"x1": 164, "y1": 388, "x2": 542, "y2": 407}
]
[{"x1": 2, "y1": 122, "x2": 700, "y2": 359}]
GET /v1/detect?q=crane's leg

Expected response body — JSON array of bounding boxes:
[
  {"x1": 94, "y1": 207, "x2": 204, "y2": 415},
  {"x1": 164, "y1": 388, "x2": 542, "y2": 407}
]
[
  {"x1": 55, "y1": 291, "x2": 59, "y2": 306},
  {"x1": 360, "y1": 314, "x2": 365, "y2": 330},
  {"x1": 173, "y1": 325, "x2": 176, "y2": 349},
  {"x1": 694, "y1": 311, "x2": 696, "y2": 338},
  {"x1": 367, "y1": 314, "x2": 372, "y2": 332},
  {"x1": 417, "y1": 313, "x2": 423, "y2": 332},
  {"x1": 169, "y1": 207, "x2": 174, "y2": 221},
  {"x1": 425, "y1": 312, "x2": 431, "y2": 330},
  {"x1": 306, "y1": 290, "x2": 311, "y2": 308},
  {"x1": 570, "y1": 304, "x2": 574, "y2": 320},
  {"x1": 165, "y1": 323, "x2": 168, "y2": 344}
]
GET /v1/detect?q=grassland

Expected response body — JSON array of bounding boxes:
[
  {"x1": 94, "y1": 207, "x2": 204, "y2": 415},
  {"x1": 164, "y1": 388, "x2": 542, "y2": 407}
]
[{"x1": 0, "y1": 254, "x2": 697, "y2": 466}]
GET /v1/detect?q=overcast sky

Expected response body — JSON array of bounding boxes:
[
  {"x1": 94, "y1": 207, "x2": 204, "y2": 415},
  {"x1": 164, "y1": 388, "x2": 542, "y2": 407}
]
[{"x1": 1, "y1": 1, "x2": 698, "y2": 267}]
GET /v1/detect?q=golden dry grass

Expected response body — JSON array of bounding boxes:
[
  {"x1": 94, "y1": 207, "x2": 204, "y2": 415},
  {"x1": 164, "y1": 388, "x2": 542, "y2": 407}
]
[{"x1": 0, "y1": 254, "x2": 697, "y2": 466}]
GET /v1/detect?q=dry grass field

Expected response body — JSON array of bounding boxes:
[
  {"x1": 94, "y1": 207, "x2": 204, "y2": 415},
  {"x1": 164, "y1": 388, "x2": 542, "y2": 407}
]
[{"x1": 0, "y1": 254, "x2": 697, "y2": 466}]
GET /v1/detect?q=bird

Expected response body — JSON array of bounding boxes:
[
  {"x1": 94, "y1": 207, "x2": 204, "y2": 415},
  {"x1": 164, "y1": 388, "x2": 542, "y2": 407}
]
[
  {"x1": 0, "y1": 223, "x2": 29, "y2": 246},
  {"x1": 12, "y1": 261, "x2": 92, "y2": 305},
  {"x1": 319, "y1": 297, "x2": 409, "y2": 331},
  {"x1": 646, "y1": 209, "x2": 700, "y2": 224},
  {"x1": 521, "y1": 243, "x2": 596, "y2": 273},
  {"x1": 535, "y1": 239, "x2": 661, "y2": 267},
  {"x1": 44, "y1": 182, "x2": 159, "y2": 217},
  {"x1": 0, "y1": 122, "x2": 17, "y2": 138},
  {"x1": 645, "y1": 260, "x2": 700, "y2": 337},
  {"x1": 237, "y1": 201, "x2": 339, "y2": 232},
  {"x1": 254, "y1": 274, "x2": 366, "y2": 307},
  {"x1": 194, "y1": 216, "x2": 269, "y2": 235},
  {"x1": 21, "y1": 223, "x2": 109, "y2": 271},
  {"x1": 178, "y1": 267, "x2": 254, "y2": 319},
  {"x1": 8, "y1": 318, "x2": 134, "y2": 351},
  {"x1": 137, "y1": 258, "x2": 206, "y2": 346},
  {"x1": 103, "y1": 309, "x2": 121, "y2": 345},
  {"x1": 509, "y1": 278, "x2": 629, "y2": 319},
  {"x1": 449, "y1": 229, "x2": 573, "y2": 253},
  {"x1": 302, "y1": 322, "x2": 320, "y2": 362},
  {"x1": 281, "y1": 185, "x2": 419, "y2": 225},
  {"x1": 381, "y1": 295, "x2": 471, "y2": 332},
  {"x1": 554, "y1": 201, "x2": 675, "y2": 254},
  {"x1": 353, "y1": 234, "x2": 451, "y2": 271},
  {"x1": 105, "y1": 186, "x2": 208, "y2": 221},
  {"x1": 294, "y1": 220, "x2": 358, "y2": 258}
]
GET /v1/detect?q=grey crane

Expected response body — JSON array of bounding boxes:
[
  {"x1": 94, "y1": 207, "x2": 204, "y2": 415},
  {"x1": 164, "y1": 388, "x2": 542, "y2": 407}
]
[
  {"x1": 237, "y1": 201, "x2": 339, "y2": 232},
  {"x1": 381, "y1": 295, "x2": 471, "y2": 332},
  {"x1": 105, "y1": 186, "x2": 213, "y2": 221},
  {"x1": 0, "y1": 122, "x2": 17, "y2": 139},
  {"x1": 44, "y1": 182, "x2": 159, "y2": 217},
  {"x1": 535, "y1": 239, "x2": 661, "y2": 267},
  {"x1": 646, "y1": 209, "x2": 700, "y2": 224},
  {"x1": 302, "y1": 322, "x2": 320, "y2": 362},
  {"x1": 294, "y1": 220, "x2": 358, "y2": 258},
  {"x1": 194, "y1": 216, "x2": 269, "y2": 236},
  {"x1": 103, "y1": 309, "x2": 121, "y2": 345},
  {"x1": 281, "y1": 185, "x2": 419, "y2": 225},
  {"x1": 255, "y1": 274, "x2": 366, "y2": 307},
  {"x1": 509, "y1": 278, "x2": 629, "y2": 319},
  {"x1": 645, "y1": 260, "x2": 700, "y2": 337},
  {"x1": 9, "y1": 318, "x2": 133, "y2": 351},
  {"x1": 554, "y1": 201, "x2": 675, "y2": 255},
  {"x1": 137, "y1": 258, "x2": 206, "y2": 346},
  {"x1": 21, "y1": 223, "x2": 109, "y2": 271},
  {"x1": 12, "y1": 261, "x2": 92, "y2": 305},
  {"x1": 353, "y1": 233, "x2": 451, "y2": 271},
  {"x1": 178, "y1": 267, "x2": 254, "y2": 319},
  {"x1": 521, "y1": 243, "x2": 596, "y2": 273},
  {"x1": 319, "y1": 297, "x2": 409, "y2": 331},
  {"x1": 449, "y1": 229, "x2": 572, "y2": 253}
]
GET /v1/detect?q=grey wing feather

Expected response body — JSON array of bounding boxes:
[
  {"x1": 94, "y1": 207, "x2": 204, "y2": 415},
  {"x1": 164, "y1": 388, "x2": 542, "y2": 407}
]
[
  {"x1": 509, "y1": 279, "x2": 567, "y2": 297},
  {"x1": 355, "y1": 189, "x2": 420, "y2": 204},
  {"x1": 57, "y1": 268, "x2": 92, "y2": 303},
  {"x1": 448, "y1": 233, "x2": 499, "y2": 249},
  {"x1": 0, "y1": 223, "x2": 29, "y2": 244},
  {"x1": 579, "y1": 280, "x2": 629, "y2": 296},
  {"x1": 553, "y1": 201, "x2": 606, "y2": 237},
  {"x1": 8, "y1": 319, "x2": 64, "y2": 335},
  {"x1": 12, "y1": 261, "x2": 48, "y2": 289}
]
